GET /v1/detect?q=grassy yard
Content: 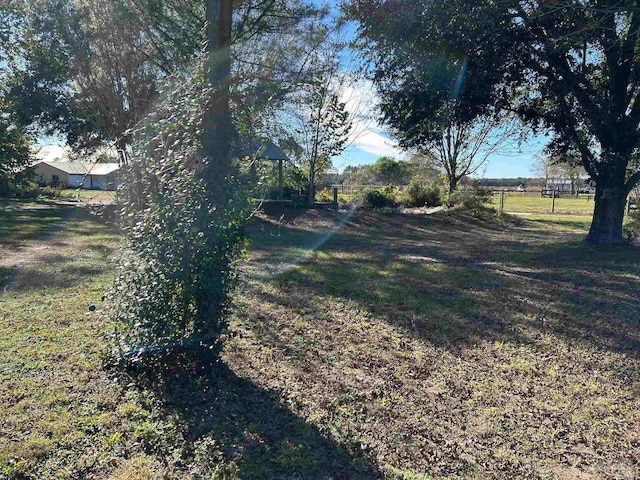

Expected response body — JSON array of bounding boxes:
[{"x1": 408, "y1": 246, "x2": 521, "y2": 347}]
[
  {"x1": 487, "y1": 192, "x2": 597, "y2": 215},
  {"x1": 0, "y1": 200, "x2": 638, "y2": 479},
  {"x1": 57, "y1": 189, "x2": 118, "y2": 204}
]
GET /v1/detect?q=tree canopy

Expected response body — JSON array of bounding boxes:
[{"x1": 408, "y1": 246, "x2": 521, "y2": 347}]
[
  {"x1": 1, "y1": 0, "x2": 329, "y2": 156},
  {"x1": 373, "y1": 156, "x2": 406, "y2": 185},
  {"x1": 346, "y1": 0, "x2": 640, "y2": 244}
]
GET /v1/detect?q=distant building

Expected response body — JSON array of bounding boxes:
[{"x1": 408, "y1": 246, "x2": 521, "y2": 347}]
[
  {"x1": 546, "y1": 178, "x2": 575, "y2": 194},
  {"x1": 33, "y1": 161, "x2": 121, "y2": 190}
]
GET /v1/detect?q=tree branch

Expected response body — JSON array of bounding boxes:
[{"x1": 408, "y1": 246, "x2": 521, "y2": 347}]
[{"x1": 626, "y1": 169, "x2": 640, "y2": 193}]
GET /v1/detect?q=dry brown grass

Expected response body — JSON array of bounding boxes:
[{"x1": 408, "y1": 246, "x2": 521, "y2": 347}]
[{"x1": 226, "y1": 208, "x2": 640, "y2": 479}]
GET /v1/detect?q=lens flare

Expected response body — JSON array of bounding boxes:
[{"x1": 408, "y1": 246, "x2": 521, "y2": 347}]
[{"x1": 452, "y1": 55, "x2": 468, "y2": 100}]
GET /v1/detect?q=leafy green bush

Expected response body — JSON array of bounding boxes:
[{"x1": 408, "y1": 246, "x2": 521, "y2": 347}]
[
  {"x1": 449, "y1": 186, "x2": 492, "y2": 212},
  {"x1": 317, "y1": 187, "x2": 335, "y2": 202},
  {"x1": 0, "y1": 180, "x2": 39, "y2": 198},
  {"x1": 361, "y1": 185, "x2": 397, "y2": 209},
  {"x1": 107, "y1": 58, "x2": 249, "y2": 373},
  {"x1": 39, "y1": 186, "x2": 62, "y2": 199},
  {"x1": 265, "y1": 185, "x2": 299, "y2": 200},
  {"x1": 404, "y1": 176, "x2": 442, "y2": 207},
  {"x1": 623, "y1": 201, "x2": 640, "y2": 243}
]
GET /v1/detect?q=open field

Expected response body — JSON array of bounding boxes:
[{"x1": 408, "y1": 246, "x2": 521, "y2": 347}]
[
  {"x1": 487, "y1": 192, "x2": 597, "y2": 215},
  {"x1": 0, "y1": 200, "x2": 639, "y2": 479}
]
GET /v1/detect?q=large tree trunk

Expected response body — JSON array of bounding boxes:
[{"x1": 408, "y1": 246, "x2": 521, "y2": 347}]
[
  {"x1": 202, "y1": 0, "x2": 234, "y2": 186},
  {"x1": 446, "y1": 176, "x2": 458, "y2": 207},
  {"x1": 587, "y1": 167, "x2": 627, "y2": 244}
]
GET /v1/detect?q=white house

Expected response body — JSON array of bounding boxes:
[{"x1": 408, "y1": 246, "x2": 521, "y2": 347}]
[
  {"x1": 33, "y1": 161, "x2": 121, "y2": 190},
  {"x1": 546, "y1": 178, "x2": 575, "y2": 194}
]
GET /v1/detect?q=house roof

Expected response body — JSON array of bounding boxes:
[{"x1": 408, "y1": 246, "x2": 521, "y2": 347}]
[
  {"x1": 35, "y1": 161, "x2": 120, "y2": 176},
  {"x1": 239, "y1": 138, "x2": 288, "y2": 161},
  {"x1": 87, "y1": 163, "x2": 120, "y2": 175},
  {"x1": 37, "y1": 161, "x2": 89, "y2": 175}
]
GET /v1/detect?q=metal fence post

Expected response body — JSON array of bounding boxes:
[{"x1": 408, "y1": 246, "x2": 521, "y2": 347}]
[{"x1": 551, "y1": 189, "x2": 556, "y2": 213}]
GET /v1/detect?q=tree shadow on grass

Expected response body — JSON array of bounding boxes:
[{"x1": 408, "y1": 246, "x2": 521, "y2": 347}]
[
  {"x1": 0, "y1": 266, "x2": 17, "y2": 290},
  {"x1": 136, "y1": 364, "x2": 381, "y2": 479},
  {"x1": 249, "y1": 210, "x2": 640, "y2": 358},
  {"x1": 491, "y1": 239, "x2": 640, "y2": 355},
  {"x1": 234, "y1": 208, "x2": 640, "y2": 477},
  {"x1": 8, "y1": 263, "x2": 106, "y2": 292},
  {"x1": 0, "y1": 201, "x2": 72, "y2": 247},
  {"x1": 3, "y1": 238, "x2": 117, "y2": 293},
  {"x1": 244, "y1": 213, "x2": 354, "y2": 281},
  {"x1": 249, "y1": 212, "x2": 530, "y2": 349}
]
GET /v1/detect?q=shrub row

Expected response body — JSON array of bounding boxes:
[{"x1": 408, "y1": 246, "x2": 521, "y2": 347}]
[
  {"x1": 360, "y1": 176, "x2": 443, "y2": 210},
  {"x1": 359, "y1": 179, "x2": 493, "y2": 214}
]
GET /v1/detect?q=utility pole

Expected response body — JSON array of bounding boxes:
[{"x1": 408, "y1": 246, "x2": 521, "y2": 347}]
[{"x1": 203, "y1": 0, "x2": 234, "y2": 185}]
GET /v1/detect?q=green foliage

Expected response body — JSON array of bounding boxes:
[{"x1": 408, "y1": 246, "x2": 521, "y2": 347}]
[
  {"x1": 310, "y1": 90, "x2": 352, "y2": 163},
  {"x1": 39, "y1": 185, "x2": 66, "y2": 199},
  {"x1": 2, "y1": 0, "x2": 81, "y2": 141},
  {"x1": 338, "y1": 155, "x2": 439, "y2": 189},
  {"x1": 265, "y1": 184, "x2": 299, "y2": 201},
  {"x1": 340, "y1": 163, "x2": 378, "y2": 186},
  {"x1": 317, "y1": 187, "x2": 334, "y2": 202},
  {"x1": 373, "y1": 156, "x2": 407, "y2": 185},
  {"x1": 623, "y1": 202, "x2": 640, "y2": 243},
  {"x1": 361, "y1": 185, "x2": 397, "y2": 210},
  {"x1": 348, "y1": 0, "x2": 640, "y2": 243},
  {"x1": 259, "y1": 163, "x2": 306, "y2": 200},
  {"x1": 107, "y1": 58, "x2": 249, "y2": 372},
  {"x1": 346, "y1": 1, "x2": 500, "y2": 150},
  {"x1": 449, "y1": 186, "x2": 492, "y2": 213},
  {"x1": 404, "y1": 176, "x2": 442, "y2": 208},
  {"x1": 303, "y1": 90, "x2": 353, "y2": 205},
  {"x1": 0, "y1": 99, "x2": 35, "y2": 196}
]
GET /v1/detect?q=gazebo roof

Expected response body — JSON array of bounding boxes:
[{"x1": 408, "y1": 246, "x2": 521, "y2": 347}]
[{"x1": 239, "y1": 138, "x2": 288, "y2": 161}]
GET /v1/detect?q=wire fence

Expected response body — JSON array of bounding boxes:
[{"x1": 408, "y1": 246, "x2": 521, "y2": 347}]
[{"x1": 490, "y1": 190, "x2": 638, "y2": 216}]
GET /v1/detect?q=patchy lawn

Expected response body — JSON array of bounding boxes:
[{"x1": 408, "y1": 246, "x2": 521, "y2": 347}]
[
  {"x1": 0, "y1": 200, "x2": 638, "y2": 479},
  {"x1": 230, "y1": 208, "x2": 640, "y2": 479},
  {"x1": 57, "y1": 189, "x2": 118, "y2": 205}
]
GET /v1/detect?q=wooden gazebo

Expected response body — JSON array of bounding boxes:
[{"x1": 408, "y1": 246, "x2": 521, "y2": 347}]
[{"x1": 240, "y1": 137, "x2": 289, "y2": 200}]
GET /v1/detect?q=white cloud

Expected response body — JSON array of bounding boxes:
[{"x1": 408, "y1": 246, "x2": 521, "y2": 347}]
[
  {"x1": 338, "y1": 78, "x2": 405, "y2": 159},
  {"x1": 352, "y1": 128, "x2": 404, "y2": 157}
]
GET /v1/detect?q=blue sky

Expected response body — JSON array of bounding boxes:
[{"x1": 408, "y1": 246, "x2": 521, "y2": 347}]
[
  {"x1": 317, "y1": 0, "x2": 548, "y2": 178},
  {"x1": 334, "y1": 136, "x2": 547, "y2": 178}
]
